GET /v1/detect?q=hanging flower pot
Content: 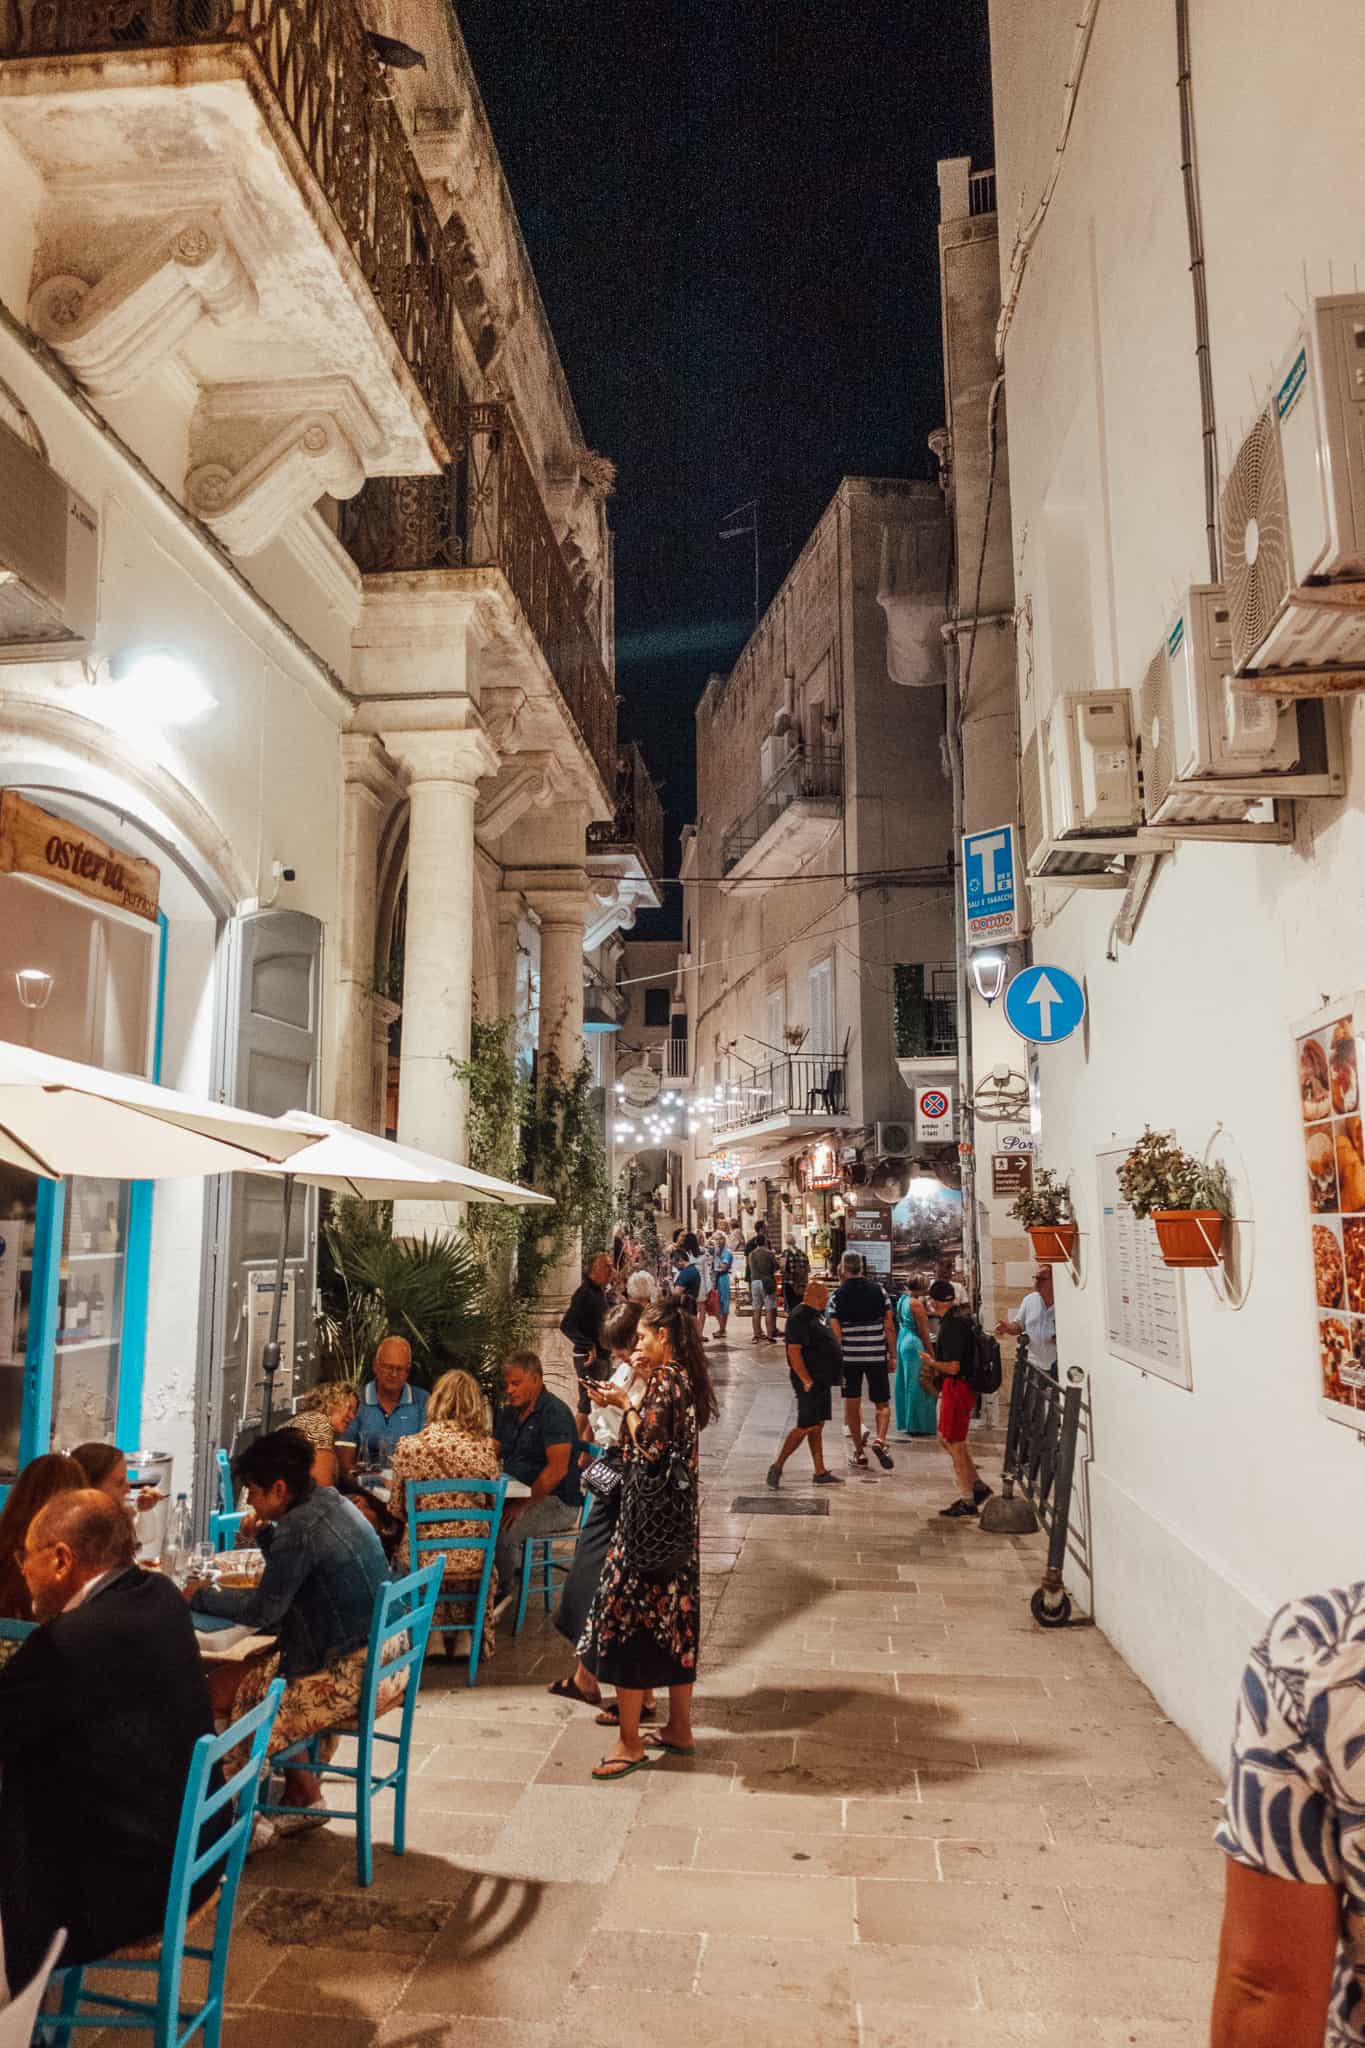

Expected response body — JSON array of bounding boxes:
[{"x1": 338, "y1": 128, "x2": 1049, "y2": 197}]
[
  {"x1": 1151, "y1": 1208, "x2": 1224, "y2": 1268},
  {"x1": 1028, "y1": 1222, "x2": 1079, "y2": 1264}
]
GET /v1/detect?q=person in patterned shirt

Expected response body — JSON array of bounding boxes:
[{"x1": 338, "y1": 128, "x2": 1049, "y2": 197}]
[{"x1": 1212, "y1": 1586, "x2": 1365, "y2": 2045}]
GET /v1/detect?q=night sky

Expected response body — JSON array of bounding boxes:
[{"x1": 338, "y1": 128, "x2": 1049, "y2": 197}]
[{"x1": 457, "y1": 0, "x2": 995, "y2": 931}]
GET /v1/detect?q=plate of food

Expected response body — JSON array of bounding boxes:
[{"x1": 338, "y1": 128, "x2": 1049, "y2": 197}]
[
  {"x1": 1320, "y1": 1314, "x2": 1353, "y2": 1399},
  {"x1": 1307, "y1": 1125, "x2": 1339, "y2": 1212},
  {"x1": 1315, "y1": 1222, "x2": 1346, "y2": 1308},
  {"x1": 1338, "y1": 1117, "x2": 1365, "y2": 1213},
  {"x1": 1301, "y1": 1036, "x2": 1333, "y2": 1123},
  {"x1": 1332, "y1": 1022, "x2": 1360, "y2": 1115}
]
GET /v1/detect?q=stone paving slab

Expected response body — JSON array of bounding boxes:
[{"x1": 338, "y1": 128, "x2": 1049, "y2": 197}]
[{"x1": 176, "y1": 1334, "x2": 1225, "y2": 2044}]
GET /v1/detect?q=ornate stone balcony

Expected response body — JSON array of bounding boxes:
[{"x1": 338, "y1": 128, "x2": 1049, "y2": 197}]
[
  {"x1": 339, "y1": 402, "x2": 618, "y2": 792},
  {"x1": 1, "y1": 0, "x2": 461, "y2": 543},
  {"x1": 588, "y1": 742, "x2": 664, "y2": 882}
]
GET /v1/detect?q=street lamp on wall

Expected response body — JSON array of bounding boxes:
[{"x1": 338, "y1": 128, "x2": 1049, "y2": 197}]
[
  {"x1": 15, "y1": 968, "x2": 53, "y2": 1010},
  {"x1": 969, "y1": 950, "x2": 1008, "y2": 1005}
]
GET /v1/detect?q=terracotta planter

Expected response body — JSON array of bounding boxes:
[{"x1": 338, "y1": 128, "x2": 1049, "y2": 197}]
[
  {"x1": 1152, "y1": 1208, "x2": 1224, "y2": 1267},
  {"x1": 1028, "y1": 1223, "x2": 1079, "y2": 1265}
]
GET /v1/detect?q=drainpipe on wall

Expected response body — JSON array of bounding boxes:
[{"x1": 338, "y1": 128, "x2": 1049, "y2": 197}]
[{"x1": 942, "y1": 622, "x2": 978, "y2": 1309}]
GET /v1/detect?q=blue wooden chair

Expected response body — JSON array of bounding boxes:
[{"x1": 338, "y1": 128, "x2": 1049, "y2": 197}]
[
  {"x1": 0, "y1": 1617, "x2": 34, "y2": 1642},
  {"x1": 256, "y1": 1557, "x2": 444, "y2": 1887},
  {"x1": 209, "y1": 1448, "x2": 246, "y2": 1553},
  {"x1": 405, "y1": 1474, "x2": 507, "y2": 1687},
  {"x1": 514, "y1": 1490, "x2": 592, "y2": 1635},
  {"x1": 41, "y1": 1678, "x2": 284, "y2": 2048}
]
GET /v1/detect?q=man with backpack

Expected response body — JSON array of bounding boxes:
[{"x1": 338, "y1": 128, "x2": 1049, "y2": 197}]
[
  {"x1": 926, "y1": 1279, "x2": 996, "y2": 1519},
  {"x1": 766, "y1": 1277, "x2": 844, "y2": 1488}
]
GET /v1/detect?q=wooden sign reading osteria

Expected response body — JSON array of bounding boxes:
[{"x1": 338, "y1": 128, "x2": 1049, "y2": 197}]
[{"x1": 0, "y1": 790, "x2": 160, "y2": 923}]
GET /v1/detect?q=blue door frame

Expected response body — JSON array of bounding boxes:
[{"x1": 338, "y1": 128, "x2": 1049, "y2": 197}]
[{"x1": 17, "y1": 910, "x2": 168, "y2": 1467}]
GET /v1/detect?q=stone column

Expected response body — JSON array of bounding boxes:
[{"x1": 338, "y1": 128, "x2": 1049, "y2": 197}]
[
  {"x1": 495, "y1": 889, "x2": 524, "y2": 1025},
  {"x1": 369, "y1": 996, "x2": 401, "y2": 1136},
  {"x1": 333, "y1": 735, "x2": 400, "y2": 1128},
  {"x1": 382, "y1": 725, "x2": 499, "y2": 1234}
]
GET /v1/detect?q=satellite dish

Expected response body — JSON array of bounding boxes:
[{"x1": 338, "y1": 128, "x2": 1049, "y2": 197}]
[{"x1": 867, "y1": 1157, "x2": 912, "y2": 1204}]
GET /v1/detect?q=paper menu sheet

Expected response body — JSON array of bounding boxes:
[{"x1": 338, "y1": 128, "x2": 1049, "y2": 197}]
[{"x1": 1097, "y1": 1147, "x2": 1191, "y2": 1389}]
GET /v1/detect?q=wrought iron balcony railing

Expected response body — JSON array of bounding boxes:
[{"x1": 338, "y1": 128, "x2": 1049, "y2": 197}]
[
  {"x1": 587, "y1": 741, "x2": 664, "y2": 880},
  {"x1": 6, "y1": 0, "x2": 460, "y2": 454},
  {"x1": 338, "y1": 402, "x2": 618, "y2": 788},
  {"x1": 969, "y1": 167, "x2": 997, "y2": 217},
  {"x1": 720, "y1": 745, "x2": 843, "y2": 875},
  {"x1": 711, "y1": 1054, "x2": 849, "y2": 1137}
]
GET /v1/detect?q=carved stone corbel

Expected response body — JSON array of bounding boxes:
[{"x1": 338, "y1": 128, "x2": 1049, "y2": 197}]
[
  {"x1": 480, "y1": 686, "x2": 529, "y2": 756},
  {"x1": 29, "y1": 212, "x2": 256, "y2": 400},
  {"x1": 477, "y1": 752, "x2": 561, "y2": 842},
  {"x1": 186, "y1": 378, "x2": 383, "y2": 556}
]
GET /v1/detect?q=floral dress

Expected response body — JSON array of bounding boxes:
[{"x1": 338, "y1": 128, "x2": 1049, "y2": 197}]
[
  {"x1": 578, "y1": 1360, "x2": 700, "y2": 1690},
  {"x1": 387, "y1": 1422, "x2": 501, "y2": 1579}
]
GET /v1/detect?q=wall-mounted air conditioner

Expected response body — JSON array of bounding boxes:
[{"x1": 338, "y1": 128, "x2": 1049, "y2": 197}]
[
  {"x1": 1139, "y1": 586, "x2": 1344, "y2": 823},
  {"x1": 1048, "y1": 690, "x2": 1140, "y2": 835},
  {"x1": 875, "y1": 1120, "x2": 913, "y2": 1156},
  {"x1": 1221, "y1": 295, "x2": 1365, "y2": 676},
  {"x1": 0, "y1": 417, "x2": 98, "y2": 662}
]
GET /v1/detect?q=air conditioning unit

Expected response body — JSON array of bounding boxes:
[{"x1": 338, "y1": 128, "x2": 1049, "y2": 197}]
[
  {"x1": 1140, "y1": 586, "x2": 1345, "y2": 822},
  {"x1": 0, "y1": 417, "x2": 98, "y2": 661},
  {"x1": 876, "y1": 1120, "x2": 913, "y2": 1157},
  {"x1": 1221, "y1": 295, "x2": 1365, "y2": 676},
  {"x1": 1048, "y1": 691, "x2": 1140, "y2": 834}
]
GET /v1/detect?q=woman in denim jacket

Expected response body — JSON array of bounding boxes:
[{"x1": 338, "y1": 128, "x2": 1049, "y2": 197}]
[{"x1": 189, "y1": 1429, "x2": 395, "y2": 1847}]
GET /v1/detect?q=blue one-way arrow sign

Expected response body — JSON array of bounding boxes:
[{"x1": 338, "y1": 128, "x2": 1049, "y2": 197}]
[{"x1": 1002, "y1": 964, "x2": 1086, "y2": 1046}]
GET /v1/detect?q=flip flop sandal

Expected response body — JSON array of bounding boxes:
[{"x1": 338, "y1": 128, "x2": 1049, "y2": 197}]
[
  {"x1": 595, "y1": 1702, "x2": 660, "y2": 1726},
  {"x1": 644, "y1": 1735, "x2": 695, "y2": 1755},
  {"x1": 592, "y1": 1754, "x2": 655, "y2": 1781},
  {"x1": 548, "y1": 1676, "x2": 602, "y2": 1707}
]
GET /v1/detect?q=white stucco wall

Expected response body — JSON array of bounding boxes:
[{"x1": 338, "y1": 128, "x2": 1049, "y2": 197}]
[{"x1": 989, "y1": 0, "x2": 1365, "y2": 1765}]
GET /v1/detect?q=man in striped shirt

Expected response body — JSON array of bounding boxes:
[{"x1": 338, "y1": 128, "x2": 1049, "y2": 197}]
[{"x1": 831, "y1": 1253, "x2": 895, "y2": 1471}]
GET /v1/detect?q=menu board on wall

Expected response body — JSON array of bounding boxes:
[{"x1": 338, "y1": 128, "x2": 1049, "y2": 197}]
[
  {"x1": 1097, "y1": 1146, "x2": 1191, "y2": 1388},
  {"x1": 1293, "y1": 998, "x2": 1365, "y2": 1433}
]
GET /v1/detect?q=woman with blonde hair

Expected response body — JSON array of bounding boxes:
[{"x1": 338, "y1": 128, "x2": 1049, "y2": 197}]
[
  {"x1": 387, "y1": 1367, "x2": 501, "y2": 1653},
  {"x1": 287, "y1": 1379, "x2": 360, "y2": 1486}
]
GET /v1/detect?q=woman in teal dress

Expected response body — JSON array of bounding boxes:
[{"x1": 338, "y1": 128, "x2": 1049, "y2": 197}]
[{"x1": 894, "y1": 1280, "x2": 939, "y2": 1436}]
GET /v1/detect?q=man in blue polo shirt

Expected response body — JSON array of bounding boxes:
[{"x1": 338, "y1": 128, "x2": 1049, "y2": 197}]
[
  {"x1": 492, "y1": 1351, "x2": 581, "y2": 1594},
  {"x1": 335, "y1": 1336, "x2": 429, "y2": 1472}
]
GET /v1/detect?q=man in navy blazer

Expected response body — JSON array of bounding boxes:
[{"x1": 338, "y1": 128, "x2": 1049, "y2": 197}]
[{"x1": 0, "y1": 1488, "x2": 219, "y2": 1994}]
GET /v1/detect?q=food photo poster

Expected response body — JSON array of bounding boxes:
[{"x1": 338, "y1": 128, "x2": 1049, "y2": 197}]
[{"x1": 1297, "y1": 997, "x2": 1365, "y2": 1430}]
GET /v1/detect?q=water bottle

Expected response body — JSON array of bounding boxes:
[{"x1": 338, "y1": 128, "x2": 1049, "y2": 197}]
[{"x1": 164, "y1": 1492, "x2": 193, "y2": 1583}]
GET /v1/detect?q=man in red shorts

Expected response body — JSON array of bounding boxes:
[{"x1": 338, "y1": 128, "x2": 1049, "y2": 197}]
[{"x1": 927, "y1": 1280, "x2": 992, "y2": 1520}]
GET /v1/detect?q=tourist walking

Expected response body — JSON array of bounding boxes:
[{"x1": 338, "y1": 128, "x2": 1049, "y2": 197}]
[
  {"x1": 709, "y1": 1231, "x2": 733, "y2": 1339},
  {"x1": 831, "y1": 1252, "x2": 895, "y2": 1470},
  {"x1": 767, "y1": 1277, "x2": 843, "y2": 1487},
  {"x1": 747, "y1": 1232, "x2": 779, "y2": 1343},
  {"x1": 927, "y1": 1280, "x2": 992, "y2": 1517},
  {"x1": 781, "y1": 1241, "x2": 810, "y2": 1322},
  {"x1": 578, "y1": 1298, "x2": 716, "y2": 1780},
  {"x1": 893, "y1": 1280, "x2": 939, "y2": 1436}
]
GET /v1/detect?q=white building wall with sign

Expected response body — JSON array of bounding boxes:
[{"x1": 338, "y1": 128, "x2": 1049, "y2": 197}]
[{"x1": 988, "y1": 0, "x2": 1365, "y2": 1766}]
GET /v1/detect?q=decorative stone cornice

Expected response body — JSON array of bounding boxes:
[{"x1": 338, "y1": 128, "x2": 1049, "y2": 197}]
[
  {"x1": 29, "y1": 212, "x2": 256, "y2": 400},
  {"x1": 381, "y1": 723, "x2": 501, "y2": 789},
  {"x1": 186, "y1": 379, "x2": 383, "y2": 556},
  {"x1": 476, "y1": 753, "x2": 564, "y2": 842}
]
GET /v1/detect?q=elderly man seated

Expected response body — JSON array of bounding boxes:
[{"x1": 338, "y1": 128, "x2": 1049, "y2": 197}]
[
  {"x1": 336, "y1": 1335, "x2": 429, "y2": 1474},
  {"x1": 493, "y1": 1351, "x2": 583, "y2": 1597},
  {"x1": 0, "y1": 1489, "x2": 220, "y2": 1997}
]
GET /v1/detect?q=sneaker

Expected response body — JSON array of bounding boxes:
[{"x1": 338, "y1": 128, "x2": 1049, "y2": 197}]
[
  {"x1": 812, "y1": 1470, "x2": 843, "y2": 1486},
  {"x1": 972, "y1": 1481, "x2": 994, "y2": 1505},
  {"x1": 870, "y1": 1440, "x2": 895, "y2": 1470},
  {"x1": 766, "y1": 1462, "x2": 782, "y2": 1490},
  {"x1": 939, "y1": 1498, "x2": 978, "y2": 1519}
]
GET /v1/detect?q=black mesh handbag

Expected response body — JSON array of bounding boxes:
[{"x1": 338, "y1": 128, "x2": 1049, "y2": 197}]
[{"x1": 618, "y1": 1439, "x2": 696, "y2": 1577}]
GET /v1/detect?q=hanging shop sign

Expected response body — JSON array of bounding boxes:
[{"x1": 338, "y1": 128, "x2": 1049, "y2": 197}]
[
  {"x1": 914, "y1": 1083, "x2": 954, "y2": 1144},
  {"x1": 620, "y1": 1062, "x2": 660, "y2": 1109},
  {"x1": 0, "y1": 789, "x2": 160, "y2": 924},
  {"x1": 992, "y1": 1153, "x2": 1034, "y2": 1200},
  {"x1": 1294, "y1": 995, "x2": 1365, "y2": 1435},
  {"x1": 808, "y1": 1139, "x2": 842, "y2": 1189},
  {"x1": 846, "y1": 1203, "x2": 892, "y2": 1274},
  {"x1": 963, "y1": 823, "x2": 1020, "y2": 944}
]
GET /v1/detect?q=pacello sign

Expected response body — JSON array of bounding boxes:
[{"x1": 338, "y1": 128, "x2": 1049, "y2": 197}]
[{"x1": 915, "y1": 1084, "x2": 953, "y2": 1144}]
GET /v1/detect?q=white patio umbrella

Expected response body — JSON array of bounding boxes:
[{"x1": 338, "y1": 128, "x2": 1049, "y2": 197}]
[
  {"x1": 0, "y1": 1039, "x2": 323, "y2": 1178},
  {"x1": 252, "y1": 1112, "x2": 554, "y2": 1426}
]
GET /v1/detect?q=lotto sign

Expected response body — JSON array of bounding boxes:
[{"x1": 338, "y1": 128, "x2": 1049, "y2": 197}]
[
  {"x1": 915, "y1": 1085, "x2": 953, "y2": 1143},
  {"x1": 963, "y1": 823, "x2": 1020, "y2": 944}
]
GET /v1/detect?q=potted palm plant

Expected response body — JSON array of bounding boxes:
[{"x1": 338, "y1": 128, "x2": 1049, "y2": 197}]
[
  {"x1": 1117, "y1": 1127, "x2": 1232, "y2": 1267},
  {"x1": 1008, "y1": 1166, "x2": 1077, "y2": 1264}
]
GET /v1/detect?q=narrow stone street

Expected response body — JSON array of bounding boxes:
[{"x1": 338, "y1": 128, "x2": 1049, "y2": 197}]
[{"x1": 213, "y1": 1338, "x2": 1225, "y2": 2046}]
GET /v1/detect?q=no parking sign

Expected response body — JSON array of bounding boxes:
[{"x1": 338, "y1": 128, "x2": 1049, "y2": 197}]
[{"x1": 914, "y1": 1084, "x2": 953, "y2": 1143}]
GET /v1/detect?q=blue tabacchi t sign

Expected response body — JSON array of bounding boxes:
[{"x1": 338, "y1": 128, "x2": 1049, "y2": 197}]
[{"x1": 1002, "y1": 964, "x2": 1086, "y2": 1046}]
